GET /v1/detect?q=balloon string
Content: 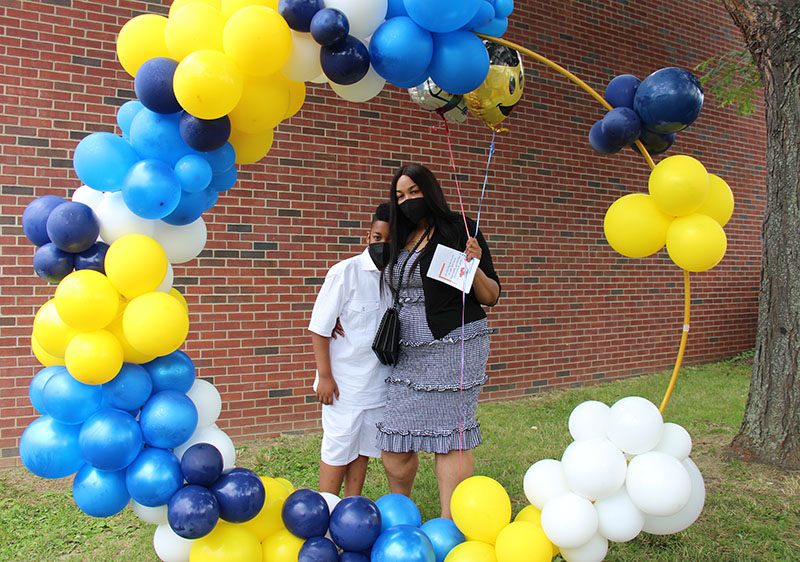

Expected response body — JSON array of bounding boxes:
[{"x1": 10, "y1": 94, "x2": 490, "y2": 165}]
[
  {"x1": 440, "y1": 115, "x2": 471, "y2": 236},
  {"x1": 474, "y1": 129, "x2": 496, "y2": 236}
]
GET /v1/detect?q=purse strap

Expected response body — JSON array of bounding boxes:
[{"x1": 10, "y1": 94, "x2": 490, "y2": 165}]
[{"x1": 393, "y1": 223, "x2": 433, "y2": 307}]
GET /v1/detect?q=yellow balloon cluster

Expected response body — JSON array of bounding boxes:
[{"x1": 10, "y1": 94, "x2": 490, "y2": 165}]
[{"x1": 603, "y1": 154, "x2": 734, "y2": 272}]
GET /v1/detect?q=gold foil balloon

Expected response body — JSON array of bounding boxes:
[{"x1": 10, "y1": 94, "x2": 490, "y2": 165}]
[
  {"x1": 464, "y1": 41, "x2": 524, "y2": 130},
  {"x1": 408, "y1": 78, "x2": 469, "y2": 123}
]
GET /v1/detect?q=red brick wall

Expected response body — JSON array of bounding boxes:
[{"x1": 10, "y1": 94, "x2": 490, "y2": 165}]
[{"x1": 0, "y1": 0, "x2": 765, "y2": 465}]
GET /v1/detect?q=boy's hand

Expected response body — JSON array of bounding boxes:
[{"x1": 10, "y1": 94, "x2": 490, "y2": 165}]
[
  {"x1": 331, "y1": 318, "x2": 344, "y2": 339},
  {"x1": 316, "y1": 377, "x2": 339, "y2": 405}
]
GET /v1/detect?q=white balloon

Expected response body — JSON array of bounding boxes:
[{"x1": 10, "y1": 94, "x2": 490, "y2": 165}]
[
  {"x1": 642, "y1": 457, "x2": 705, "y2": 535},
  {"x1": 569, "y1": 400, "x2": 610, "y2": 441},
  {"x1": 653, "y1": 422, "x2": 692, "y2": 460},
  {"x1": 132, "y1": 500, "x2": 168, "y2": 525},
  {"x1": 310, "y1": 72, "x2": 328, "y2": 84},
  {"x1": 561, "y1": 438, "x2": 627, "y2": 500},
  {"x1": 329, "y1": 65, "x2": 385, "y2": 102},
  {"x1": 281, "y1": 31, "x2": 322, "y2": 82},
  {"x1": 606, "y1": 396, "x2": 664, "y2": 454},
  {"x1": 152, "y1": 217, "x2": 207, "y2": 264},
  {"x1": 523, "y1": 459, "x2": 569, "y2": 509},
  {"x1": 173, "y1": 425, "x2": 236, "y2": 472},
  {"x1": 594, "y1": 488, "x2": 644, "y2": 542},
  {"x1": 186, "y1": 379, "x2": 222, "y2": 427},
  {"x1": 323, "y1": 0, "x2": 387, "y2": 38},
  {"x1": 559, "y1": 533, "x2": 608, "y2": 562},
  {"x1": 319, "y1": 491, "x2": 341, "y2": 513},
  {"x1": 626, "y1": 451, "x2": 691, "y2": 516},
  {"x1": 156, "y1": 261, "x2": 174, "y2": 293},
  {"x1": 72, "y1": 185, "x2": 105, "y2": 212},
  {"x1": 540, "y1": 492, "x2": 598, "y2": 549},
  {"x1": 96, "y1": 191, "x2": 156, "y2": 243},
  {"x1": 153, "y1": 523, "x2": 194, "y2": 562}
]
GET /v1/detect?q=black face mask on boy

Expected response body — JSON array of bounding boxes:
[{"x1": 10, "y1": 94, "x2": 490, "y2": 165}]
[
  {"x1": 399, "y1": 198, "x2": 429, "y2": 224},
  {"x1": 368, "y1": 242, "x2": 390, "y2": 269}
]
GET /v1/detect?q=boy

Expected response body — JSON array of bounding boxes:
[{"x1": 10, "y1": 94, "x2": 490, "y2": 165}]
[{"x1": 309, "y1": 203, "x2": 392, "y2": 496}]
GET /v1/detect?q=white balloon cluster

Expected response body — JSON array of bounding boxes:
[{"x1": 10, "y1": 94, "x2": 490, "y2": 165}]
[{"x1": 523, "y1": 397, "x2": 705, "y2": 562}]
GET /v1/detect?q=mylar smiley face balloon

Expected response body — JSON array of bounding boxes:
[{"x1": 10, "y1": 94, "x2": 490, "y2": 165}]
[{"x1": 464, "y1": 40, "x2": 524, "y2": 130}]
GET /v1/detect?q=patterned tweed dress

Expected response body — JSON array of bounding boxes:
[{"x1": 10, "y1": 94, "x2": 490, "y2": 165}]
[{"x1": 376, "y1": 249, "x2": 491, "y2": 454}]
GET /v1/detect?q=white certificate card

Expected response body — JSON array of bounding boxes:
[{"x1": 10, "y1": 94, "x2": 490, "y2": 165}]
[{"x1": 426, "y1": 244, "x2": 480, "y2": 293}]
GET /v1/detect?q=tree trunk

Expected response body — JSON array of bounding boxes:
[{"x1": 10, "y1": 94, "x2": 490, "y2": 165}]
[{"x1": 721, "y1": 0, "x2": 800, "y2": 469}]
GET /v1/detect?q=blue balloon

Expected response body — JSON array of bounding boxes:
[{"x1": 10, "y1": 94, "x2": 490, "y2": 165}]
[
  {"x1": 22, "y1": 195, "x2": 67, "y2": 246},
  {"x1": 79, "y1": 408, "x2": 143, "y2": 471},
  {"x1": 117, "y1": 100, "x2": 144, "y2": 139},
  {"x1": 209, "y1": 469, "x2": 266, "y2": 523},
  {"x1": 600, "y1": 107, "x2": 642, "y2": 147},
  {"x1": 174, "y1": 154, "x2": 213, "y2": 193},
  {"x1": 46, "y1": 201, "x2": 99, "y2": 253},
  {"x1": 125, "y1": 447, "x2": 183, "y2": 507},
  {"x1": 179, "y1": 112, "x2": 231, "y2": 153},
  {"x1": 321, "y1": 36, "x2": 370, "y2": 85},
  {"x1": 589, "y1": 120, "x2": 621, "y2": 155},
  {"x1": 278, "y1": 0, "x2": 323, "y2": 32},
  {"x1": 161, "y1": 190, "x2": 207, "y2": 226},
  {"x1": 494, "y1": 0, "x2": 514, "y2": 18},
  {"x1": 391, "y1": 69, "x2": 431, "y2": 89},
  {"x1": 29, "y1": 365, "x2": 65, "y2": 414},
  {"x1": 73, "y1": 465, "x2": 130, "y2": 517},
  {"x1": 310, "y1": 8, "x2": 349, "y2": 47},
  {"x1": 122, "y1": 159, "x2": 182, "y2": 219},
  {"x1": 168, "y1": 484, "x2": 220, "y2": 539},
  {"x1": 139, "y1": 390, "x2": 198, "y2": 449},
  {"x1": 129, "y1": 109, "x2": 193, "y2": 167},
  {"x1": 375, "y1": 494, "x2": 422, "y2": 532},
  {"x1": 404, "y1": 0, "x2": 481, "y2": 33},
  {"x1": 282, "y1": 489, "x2": 331, "y2": 539},
  {"x1": 472, "y1": 16, "x2": 508, "y2": 38},
  {"x1": 370, "y1": 18, "x2": 433, "y2": 87},
  {"x1": 201, "y1": 142, "x2": 236, "y2": 173},
  {"x1": 466, "y1": 2, "x2": 494, "y2": 30},
  {"x1": 385, "y1": 0, "x2": 407, "y2": 18},
  {"x1": 102, "y1": 362, "x2": 153, "y2": 411},
  {"x1": 33, "y1": 243, "x2": 75, "y2": 283},
  {"x1": 605, "y1": 74, "x2": 641, "y2": 109},
  {"x1": 339, "y1": 553, "x2": 369, "y2": 562},
  {"x1": 329, "y1": 496, "x2": 381, "y2": 552},
  {"x1": 20, "y1": 415, "x2": 84, "y2": 478},
  {"x1": 42, "y1": 369, "x2": 103, "y2": 425},
  {"x1": 73, "y1": 132, "x2": 141, "y2": 192},
  {"x1": 300, "y1": 536, "x2": 339, "y2": 562},
  {"x1": 420, "y1": 518, "x2": 465, "y2": 562},
  {"x1": 633, "y1": 67, "x2": 704, "y2": 134},
  {"x1": 636, "y1": 129, "x2": 677, "y2": 156},
  {"x1": 371, "y1": 525, "x2": 435, "y2": 562},
  {"x1": 204, "y1": 189, "x2": 219, "y2": 211},
  {"x1": 134, "y1": 57, "x2": 182, "y2": 115},
  {"x1": 207, "y1": 166, "x2": 237, "y2": 193},
  {"x1": 428, "y1": 31, "x2": 490, "y2": 95},
  {"x1": 74, "y1": 241, "x2": 109, "y2": 274},
  {"x1": 144, "y1": 350, "x2": 196, "y2": 393},
  {"x1": 181, "y1": 443, "x2": 224, "y2": 486}
]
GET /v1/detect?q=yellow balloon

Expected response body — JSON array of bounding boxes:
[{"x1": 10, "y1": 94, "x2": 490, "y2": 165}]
[
  {"x1": 32, "y1": 299, "x2": 77, "y2": 358},
  {"x1": 494, "y1": 521, "x2": 553, "y2": 562},
  {"x1": 116, "y1": 14, "x2": 170, "y2": 77},
  {"x1": 696, "y1": 173, "x2": 734, "y2": 227},
  {"x1": 284, "y1": 80, "x2": 306, "y2": 120},
  {"x1": 239, "y1": 477, "x2": 290, "y2": 541},
  {"x1": 603, "y1": 193, "x2": 674, "y2": 258},
  {"x1": 170, "y1": 0, "x2": 222, "y2": 17},
  {"x1": 174, "y1": 49, "x2": 244, "y2": 119},
  {"x1": 648, "y1": 154, "x2": 709, "y2": 216},
  {"x1": 260, "y1": 528, "x2": 303, "y2": 562},
  {"x1": 228, "y1": 74, "x2": 290, "y2": 133},
  {"x1": 191, "y1": 521, "x2": 262, "y2": 562},
  {"x1": 450, "y1": 476, "x2": 512, "y2": 545},
  {"x1": 122, "y1": 291, "x2": 190, "y2": 357},
  {"x1": 221, "y1": 0, "x2": 278, "y2": 19},
  {"x1": 106, "y1": 305, "x2": 157, "y2": 364},
  {"x1": 514, "y1": 505, "x2": 541, "y2": 525},
  {"x1": 54, "y1": 270, "x2": 120, "y2": 331},
  {"x1": 222, "y1": 6, "x2": 292, "y2": 76},
  {"x1": 228, "y1": 127, "x2": 274, "y2": 164},
  {"x1": 273, "y1": 477, "x2": 294, "y2": 493},
  {"x1": 169, "y1": 287, "x2": 189, "y2": 312},
  {"x1": 32, "y1": 334, "x2": 66, "y2": 367},
  {"x1": 166, "y1": 3, "x2": 225, "y2": 62},
  {"x1": 65, "y1": 330, "x2": 124, "y2": 385},
  {"x1": 444, "y1": 540, "x2": 498, "y2": 562},
  {"x1": 105, "y1": 234, "x2": 168, "y2": 299},
  {"x1": 666, "y1": 213, "x2": 727, "y2": 272},
  {"x1": 464, "y1": 41, "x2": 524, "y2": 130}
]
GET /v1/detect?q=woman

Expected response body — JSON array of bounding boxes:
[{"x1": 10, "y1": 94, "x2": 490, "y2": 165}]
[{"x1": 377, "y1": 163, "x2": 501, "y2": 518}]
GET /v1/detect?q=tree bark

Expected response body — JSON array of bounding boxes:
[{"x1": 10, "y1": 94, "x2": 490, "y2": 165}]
[{"x1": 721, "y1": 0, "x2": 800, "y2": 468}]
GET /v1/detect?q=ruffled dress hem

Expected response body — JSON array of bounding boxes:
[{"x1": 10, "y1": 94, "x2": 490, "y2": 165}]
[{"x1": 376, "y1": 421, "x2": 482, "y2": 454}]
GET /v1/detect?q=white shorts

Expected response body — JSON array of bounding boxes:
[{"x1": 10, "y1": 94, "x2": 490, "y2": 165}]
[{"x1": 321, "y1": 404, "x2": 385, "y2": 466}]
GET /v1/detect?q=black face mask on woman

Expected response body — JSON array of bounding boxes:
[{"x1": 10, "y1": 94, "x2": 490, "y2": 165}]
[
  {"x1": 368, "y1": 242, "x2": 390, "y2": 269},
  {"x1": 399, "y1": 198, "x2": 429, "y2": 224}
]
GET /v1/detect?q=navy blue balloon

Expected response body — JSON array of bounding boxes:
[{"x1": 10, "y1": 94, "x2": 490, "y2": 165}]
[
  {"x1": 310, "y1": 8, "x2": 349, "y2": 47},
  {"x1": 207, "y1": 166, "x2": 237, "y2": 192},
  {"x1": 201, "y1": 142, "x2": 236, "y2": 173},
  {"x1": 42, "y1": 369, "x2": 103, "y2": 425},
  {"x1": 600, "y1": 107, "x2": 642, "y2": 147},
  {"x1": 73, "y1": 465, "x2": 130, "y2": 517},
  {"x1": 179, "y1": 112, "x2": 231, "y2": 152},
  {"x1": 74, "y1": 241, "x2": 109, "y2": 273},
  {"x1": 636, "y1": 129, "x2": 677, "y2": 156},
  {"x1": 588, "y1": 120, "x2": 621, "y2": 155},
  {"x1": 605, "y1": 74, "x2": 641, "y2": 109},
  {"x1": 282, "y1": 489, "x2": 331, "y2": 539},
  {"x1": 375, "y1": 493, "x2": 422, "y2": 532},
  {"x1": 161, "y1": 190, "x2": 207, "y2": 226},
  {"x1": 139, "y1": 390, "x2": 198, "y2": 449},
  {"x1": 29, "y1": 365, "x2": 65, "y2": 414},
  {"x1": 329, "y1": 496, "x2": 381, "y2": 552},
  {"x1": 144, "y1": 350, "x2": 196, "y2": 393},
  {"x1": 371, "y1": 525, "x2": 435, "y2": 562},
  {"x1": 210, "y1": 469, "x2": 266, "y2": 523},
  {"x1": 19, "y1": 415, "x2": 84, "y2": 479},
  {"x1": 22, "y1": 195, "x2": 67, "y2": 246},
  {"x1": 33, "y1": 243, "x2": 75, "y2": 283},
  {"x1": 420, "y1": 518, "x2": 465, "y2": 562},
  {"x1": 633, "y1": 67, "x2": 704, "y2": 134},
  {"x1": 135, "y1": 57, "x2": 182, "y2": 114},
  {"x1": 126, "y1": 447, "x2": 183, "y2": 507},
  {"x1": 339, "y1": 553, "x2": 369, "y2": 562},
  {"x1": 79, "y1": 408, "x2": 143, "y2": 471},
  {"x1": 181, "y1": 443, "x2": 224, "y2": 486},
  {"x1": 279, "y1": 0, "x2": 323, "y2": 32},
  {"x1": 168, "y1": 484, "x2": 220, "y2": 539},
  {"x1": 102, "y1": 362, "x2": 152, "y2": 411},
  {"x1": 321, "y1": 36, "x2": 370, "y2": 85},
  {"x1": 370, "y1": 17, "x2": 433, "y2": 86},
  {"x1": 45, "y1": 201, "x2": 99, "y2": 253},
  {"x1": 300, "y1": 536, "x2": 339, "y2": 562}
]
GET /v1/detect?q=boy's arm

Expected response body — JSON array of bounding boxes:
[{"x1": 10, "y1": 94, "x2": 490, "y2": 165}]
[{"x1": 311, "y1": 332, "x2": 339, "y2": 405}]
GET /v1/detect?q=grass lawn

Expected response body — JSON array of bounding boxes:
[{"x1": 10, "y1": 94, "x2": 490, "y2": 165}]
[{"x1": 1, "y1": 357, "x2": 798, "y2": 561}]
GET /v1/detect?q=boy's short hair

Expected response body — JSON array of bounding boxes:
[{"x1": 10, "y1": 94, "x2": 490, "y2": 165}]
[{"x1": 373, "y1": 202, "x2": 390, "y2": 224}]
